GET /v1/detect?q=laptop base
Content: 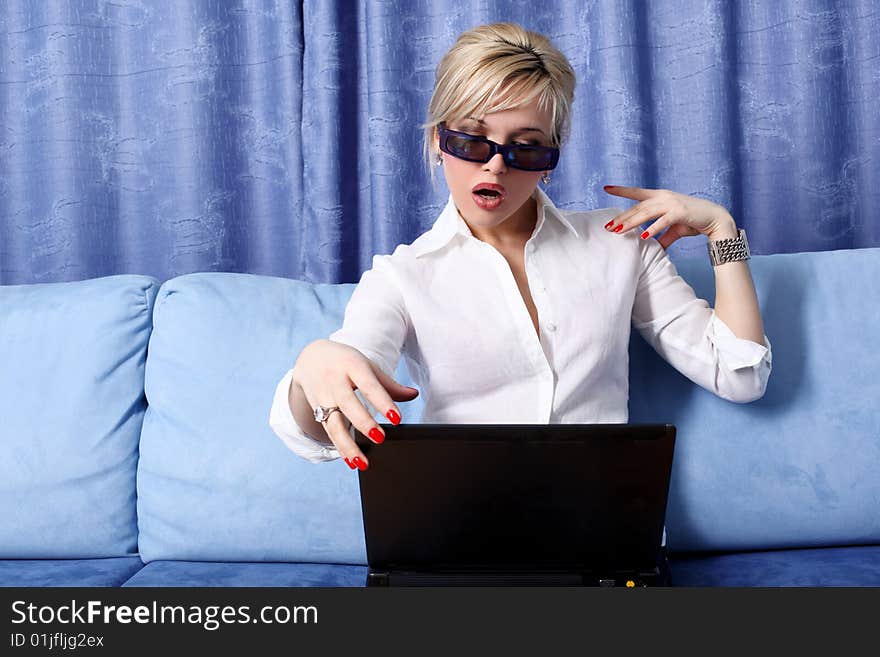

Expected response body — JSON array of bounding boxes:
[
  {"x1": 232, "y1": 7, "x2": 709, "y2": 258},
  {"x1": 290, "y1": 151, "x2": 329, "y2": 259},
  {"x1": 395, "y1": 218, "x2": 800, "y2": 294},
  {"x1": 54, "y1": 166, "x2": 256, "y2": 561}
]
[{"x1": 367, "y1": 552, "x2": 671, "y2": 587}]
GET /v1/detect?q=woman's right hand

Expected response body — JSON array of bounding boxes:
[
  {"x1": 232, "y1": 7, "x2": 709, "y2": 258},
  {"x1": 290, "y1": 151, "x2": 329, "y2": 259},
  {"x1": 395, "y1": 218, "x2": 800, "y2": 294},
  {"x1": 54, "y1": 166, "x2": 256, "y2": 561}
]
[{"x1": 291, "y1": 339, "x2": 419, "y2": 470}]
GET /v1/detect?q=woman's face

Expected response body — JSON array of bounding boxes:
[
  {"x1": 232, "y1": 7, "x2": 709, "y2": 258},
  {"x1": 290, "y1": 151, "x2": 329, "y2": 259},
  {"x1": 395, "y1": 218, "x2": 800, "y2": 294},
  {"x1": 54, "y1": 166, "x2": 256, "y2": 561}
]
[{"x1": 435, "y1": 97, "x2": 555, "y2": 236}]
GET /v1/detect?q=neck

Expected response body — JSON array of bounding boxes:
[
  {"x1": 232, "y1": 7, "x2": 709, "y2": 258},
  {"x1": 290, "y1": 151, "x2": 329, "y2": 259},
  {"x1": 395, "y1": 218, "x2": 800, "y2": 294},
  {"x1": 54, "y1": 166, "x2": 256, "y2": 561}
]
[{"x1": 462, "y1": 194, "x2": 538, "y2": 250}]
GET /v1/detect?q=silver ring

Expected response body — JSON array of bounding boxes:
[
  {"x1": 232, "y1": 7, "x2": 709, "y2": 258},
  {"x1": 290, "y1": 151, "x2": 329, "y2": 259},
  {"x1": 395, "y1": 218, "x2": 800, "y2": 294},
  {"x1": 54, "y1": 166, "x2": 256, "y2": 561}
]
[{"x1": 313, "y1": 405, "x2": 342, "y2": 424}]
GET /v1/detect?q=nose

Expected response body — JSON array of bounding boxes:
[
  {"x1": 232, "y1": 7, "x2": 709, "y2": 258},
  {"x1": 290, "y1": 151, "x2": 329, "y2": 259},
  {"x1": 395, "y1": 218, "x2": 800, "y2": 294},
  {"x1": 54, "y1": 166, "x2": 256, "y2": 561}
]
[{"x1": 484, "y1": 152, "x2": 507, "y2": 174}]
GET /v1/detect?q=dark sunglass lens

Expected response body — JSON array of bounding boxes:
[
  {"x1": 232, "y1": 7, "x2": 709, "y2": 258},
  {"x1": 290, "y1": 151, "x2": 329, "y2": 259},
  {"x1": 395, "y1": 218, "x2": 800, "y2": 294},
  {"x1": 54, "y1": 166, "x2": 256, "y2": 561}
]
[
  {"x1": 446, "y1": 134, "x2": 490, "y2": 161},
  {"x1": 510, "y1": 146, "x2": 554, "y2": 170}
]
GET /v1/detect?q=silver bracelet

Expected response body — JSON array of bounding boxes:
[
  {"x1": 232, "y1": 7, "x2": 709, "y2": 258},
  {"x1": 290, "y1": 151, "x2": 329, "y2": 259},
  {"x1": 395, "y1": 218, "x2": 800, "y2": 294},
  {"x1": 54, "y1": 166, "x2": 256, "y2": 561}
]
[{"x1": 708, "y1": 228, "x2": 751, "y2": 267}]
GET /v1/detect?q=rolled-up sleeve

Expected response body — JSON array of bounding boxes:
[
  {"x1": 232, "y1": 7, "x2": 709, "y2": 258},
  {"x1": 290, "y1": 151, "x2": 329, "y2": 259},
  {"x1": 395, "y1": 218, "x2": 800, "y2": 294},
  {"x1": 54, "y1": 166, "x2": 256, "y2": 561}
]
[
  {"x1": 268, "y1": 368, "x2": 341, "y2": 463},
  {"x1": 268, "y1": 253, "x2": 409, "y2": 462},
  {"x1": 631, "y1": 236, "x2": 772, "y2": 403}
]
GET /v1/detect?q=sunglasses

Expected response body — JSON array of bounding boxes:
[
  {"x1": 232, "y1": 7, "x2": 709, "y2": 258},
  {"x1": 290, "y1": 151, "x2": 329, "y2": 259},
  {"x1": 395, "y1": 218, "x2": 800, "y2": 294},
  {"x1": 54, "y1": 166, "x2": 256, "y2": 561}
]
[{"x1": 437, "y1": 124, "x2": 560, "y2": 172}]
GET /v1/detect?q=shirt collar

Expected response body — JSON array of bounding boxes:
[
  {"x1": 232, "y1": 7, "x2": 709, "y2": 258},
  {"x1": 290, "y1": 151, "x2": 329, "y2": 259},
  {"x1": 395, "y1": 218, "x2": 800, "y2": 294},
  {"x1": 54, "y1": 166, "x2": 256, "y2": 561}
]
[{"x1": 413, "y1": 186, "x2": 579, "y2": 258}]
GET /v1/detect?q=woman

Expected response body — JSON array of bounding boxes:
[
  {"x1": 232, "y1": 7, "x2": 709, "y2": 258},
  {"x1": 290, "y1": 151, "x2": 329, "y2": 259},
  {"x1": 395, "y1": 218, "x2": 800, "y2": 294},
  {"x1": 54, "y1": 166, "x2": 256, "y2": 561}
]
[{"x1": 269, "y1": 22, "x2": 772, "y2": 471}]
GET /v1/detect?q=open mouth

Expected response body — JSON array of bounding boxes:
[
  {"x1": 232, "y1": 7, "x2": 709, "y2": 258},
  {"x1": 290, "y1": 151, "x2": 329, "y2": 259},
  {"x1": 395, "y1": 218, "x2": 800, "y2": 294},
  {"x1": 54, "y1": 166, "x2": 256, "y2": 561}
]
[
  {"x1": 472, "y1": 183, "x2": 507, "y2": 198},
  {"x1": 471, "y1": 191, "x2": 505, "y2": 210},
  {"x1": 471, "y1": 183, "x2": 507, "y2": 209}
]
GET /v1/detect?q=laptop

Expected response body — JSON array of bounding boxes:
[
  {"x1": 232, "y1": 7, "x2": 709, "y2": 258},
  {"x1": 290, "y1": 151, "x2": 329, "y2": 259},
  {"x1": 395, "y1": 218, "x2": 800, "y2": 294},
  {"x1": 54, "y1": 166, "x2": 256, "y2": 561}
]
[{"x1": 353, "y1": 423, "x2": 675, "y2": 587}]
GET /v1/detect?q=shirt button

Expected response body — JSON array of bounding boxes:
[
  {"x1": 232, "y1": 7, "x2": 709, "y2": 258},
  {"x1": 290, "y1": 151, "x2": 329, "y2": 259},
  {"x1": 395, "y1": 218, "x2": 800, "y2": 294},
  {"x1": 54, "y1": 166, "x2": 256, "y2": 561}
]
[
  {"x1": 546, "y1": 322, "x2": 557, "y2": 332},
  {"x1": 527, "y1": 243, "x2": 536, "y2": 254}
]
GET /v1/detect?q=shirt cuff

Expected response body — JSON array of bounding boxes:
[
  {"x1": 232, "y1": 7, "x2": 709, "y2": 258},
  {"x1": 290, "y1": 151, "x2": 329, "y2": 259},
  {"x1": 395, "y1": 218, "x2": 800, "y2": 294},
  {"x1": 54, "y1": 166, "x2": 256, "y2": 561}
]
[
  {"x1": 268, "y1": 369, "x2": 341, "y2": 463},
  {"x1": 709, "y1": 313, "x2": 773, "y2": 371}
]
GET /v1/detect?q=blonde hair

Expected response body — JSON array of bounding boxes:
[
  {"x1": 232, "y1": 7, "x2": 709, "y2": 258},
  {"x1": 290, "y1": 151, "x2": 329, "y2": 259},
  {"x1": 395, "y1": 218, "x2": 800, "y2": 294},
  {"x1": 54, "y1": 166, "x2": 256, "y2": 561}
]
[{"x1": 421, "y1": 22, "x2": 576, "y2": 185}]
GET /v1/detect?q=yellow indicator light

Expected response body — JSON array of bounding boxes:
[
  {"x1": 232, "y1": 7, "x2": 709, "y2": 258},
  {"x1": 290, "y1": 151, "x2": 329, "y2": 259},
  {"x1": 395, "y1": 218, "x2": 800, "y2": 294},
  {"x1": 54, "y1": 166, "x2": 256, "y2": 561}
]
[{"x1": 626, "y1": 580, "x2": 636, "y2": 588}]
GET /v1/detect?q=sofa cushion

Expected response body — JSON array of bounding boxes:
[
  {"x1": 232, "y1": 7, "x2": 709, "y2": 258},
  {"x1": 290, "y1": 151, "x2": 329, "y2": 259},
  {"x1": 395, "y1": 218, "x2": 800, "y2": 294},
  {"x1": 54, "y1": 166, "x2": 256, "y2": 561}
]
[
  {"x1": 0, "y1": 275, "x2": 159, "y2": 558},
  {"x1": 629, "y1": 248, "x2": 880, "y2": 553},
  {"x1": 138, "y1": 273, "x2": 418, "y2": 565},
  {"x1": 0, "y1": 557, "x2": 145, "y2": 587},
  {"x1": 670, "y1": 545, "x2": 880, "y2": 586},
  {"x1": 121, "y1": 560, "x2": 367, "y2": 587}
]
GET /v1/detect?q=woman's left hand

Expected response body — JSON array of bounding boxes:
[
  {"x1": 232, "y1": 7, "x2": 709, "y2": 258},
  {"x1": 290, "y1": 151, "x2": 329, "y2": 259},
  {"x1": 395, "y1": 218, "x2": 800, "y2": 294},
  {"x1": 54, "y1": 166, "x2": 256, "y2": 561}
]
[{"x1": 602, "y1": 185, "x2": 737, "y2": 250}]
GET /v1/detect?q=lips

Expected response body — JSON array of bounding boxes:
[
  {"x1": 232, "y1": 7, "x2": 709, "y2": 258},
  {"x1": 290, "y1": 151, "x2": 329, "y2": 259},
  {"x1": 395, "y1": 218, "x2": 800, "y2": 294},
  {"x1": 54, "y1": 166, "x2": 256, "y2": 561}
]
[
  {"x1": 471, "y1": 182, "x2": 507, "y2": 199},
  {"x1": 471, "y1": 182, "x2": 506, "y2": 211}
]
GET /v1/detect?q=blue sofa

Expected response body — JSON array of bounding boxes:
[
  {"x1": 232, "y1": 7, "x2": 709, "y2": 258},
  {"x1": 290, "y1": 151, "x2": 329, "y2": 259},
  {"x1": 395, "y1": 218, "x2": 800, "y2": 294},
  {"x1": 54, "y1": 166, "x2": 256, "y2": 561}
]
[{"x1": 2, "y1": 246, "x2": 879, "y2": 587}]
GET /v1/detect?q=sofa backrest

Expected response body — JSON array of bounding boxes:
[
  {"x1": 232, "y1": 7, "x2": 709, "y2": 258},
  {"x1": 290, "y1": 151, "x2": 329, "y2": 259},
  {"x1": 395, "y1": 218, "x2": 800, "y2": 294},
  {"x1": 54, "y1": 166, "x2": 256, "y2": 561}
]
[
  {"x1": 629, "y1": 247, "x2": 880, "y2": 553},
  {"x1": 137, "y1": 247, "x2": 880, "y2": 562},
  {"x1": 5, "y1": 247, "x2": 878, "y2": 564},
  {"x1": 0, "y1": 275, "x2": 158, "y2": 558}
]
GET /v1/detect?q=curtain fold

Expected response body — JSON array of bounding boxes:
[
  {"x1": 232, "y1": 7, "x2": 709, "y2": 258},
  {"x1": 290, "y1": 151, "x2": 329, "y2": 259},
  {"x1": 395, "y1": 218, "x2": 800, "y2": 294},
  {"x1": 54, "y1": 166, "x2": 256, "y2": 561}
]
[{"x1": 1, "y1": 1, "x2": 877, "y2": 285}]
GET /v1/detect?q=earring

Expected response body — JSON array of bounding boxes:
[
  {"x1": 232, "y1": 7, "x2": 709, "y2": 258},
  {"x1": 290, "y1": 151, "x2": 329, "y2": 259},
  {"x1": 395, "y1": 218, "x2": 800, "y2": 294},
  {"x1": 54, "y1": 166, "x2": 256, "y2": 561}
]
[
  {"x1": 435, "y1": 153, "x2": 443, "y2": 166},
  {"x1": 541, "y1": 172, "x2": 551, "y2": 184}
]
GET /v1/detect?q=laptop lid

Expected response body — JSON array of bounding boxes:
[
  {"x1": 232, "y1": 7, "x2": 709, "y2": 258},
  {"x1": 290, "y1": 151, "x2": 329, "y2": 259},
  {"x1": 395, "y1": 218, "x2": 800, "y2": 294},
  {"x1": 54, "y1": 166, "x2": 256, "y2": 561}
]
[{"x1": 353, "y1": 423, "x2": 675, "y2": 577}]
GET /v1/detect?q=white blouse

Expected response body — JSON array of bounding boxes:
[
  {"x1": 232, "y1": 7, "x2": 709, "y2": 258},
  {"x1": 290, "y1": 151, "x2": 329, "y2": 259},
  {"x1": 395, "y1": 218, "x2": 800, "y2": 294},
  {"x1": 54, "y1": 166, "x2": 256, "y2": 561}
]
[{"x1": 270, "y1": 187, "x2": 772, "y2": 463}]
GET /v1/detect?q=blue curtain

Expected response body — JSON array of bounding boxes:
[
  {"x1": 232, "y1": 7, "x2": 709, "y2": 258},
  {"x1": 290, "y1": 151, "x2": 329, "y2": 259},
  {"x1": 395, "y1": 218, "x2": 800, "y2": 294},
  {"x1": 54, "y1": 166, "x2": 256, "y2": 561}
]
[{"x1": 1, "y1": 1, "x2": 878, "y2": 286}]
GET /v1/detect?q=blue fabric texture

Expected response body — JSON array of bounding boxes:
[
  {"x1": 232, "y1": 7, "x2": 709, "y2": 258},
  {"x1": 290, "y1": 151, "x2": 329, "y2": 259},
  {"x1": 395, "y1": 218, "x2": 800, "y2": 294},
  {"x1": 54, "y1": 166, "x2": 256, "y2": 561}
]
[
  {"x1": 1, "y1": 2, "x2": 878, "y2": 286},
  {"x1": 670, "y1": 546, "x2": 880, "y2": 587},
  {"x1": 137, "y1": 273, "x2": 376, "y2": 565},
  {"x1": 122, "y1": 560, "x2": 367, "y2": 587},
  {"x1": 0, "y1": 275, "x2": 159, "y2": 558},
  {"x1": 0, "y1": 558, "x2": 145, "y2": 587}
]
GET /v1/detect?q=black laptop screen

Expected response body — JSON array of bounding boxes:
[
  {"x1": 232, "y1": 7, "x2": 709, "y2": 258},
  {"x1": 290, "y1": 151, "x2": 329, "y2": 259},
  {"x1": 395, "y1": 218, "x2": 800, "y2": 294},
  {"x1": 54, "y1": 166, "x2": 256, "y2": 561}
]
[{"x1": 354, "y1": 423, "x2": 675, "y2": 574}]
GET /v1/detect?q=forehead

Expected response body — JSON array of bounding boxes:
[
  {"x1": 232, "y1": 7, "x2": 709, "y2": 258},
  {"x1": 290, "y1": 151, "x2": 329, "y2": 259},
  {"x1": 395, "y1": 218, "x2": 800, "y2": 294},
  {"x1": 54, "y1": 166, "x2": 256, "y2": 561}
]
[{"x1": 456, "y1": 99, "x2": 551, "y2": 130}]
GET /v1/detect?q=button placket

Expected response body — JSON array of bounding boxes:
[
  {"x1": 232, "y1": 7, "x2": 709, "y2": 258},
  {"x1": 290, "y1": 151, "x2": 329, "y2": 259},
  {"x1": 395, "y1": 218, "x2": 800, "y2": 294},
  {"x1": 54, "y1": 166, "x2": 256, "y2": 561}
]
[
  {"x1": 525, "y1": 247, "x2": 557, "y2": 337},
  {"x1": 483, "y1": 241, "x2": 547, "y2": 367},
  {"x1": 525, "y1": 241, "x2": 556, "y2": 422}
]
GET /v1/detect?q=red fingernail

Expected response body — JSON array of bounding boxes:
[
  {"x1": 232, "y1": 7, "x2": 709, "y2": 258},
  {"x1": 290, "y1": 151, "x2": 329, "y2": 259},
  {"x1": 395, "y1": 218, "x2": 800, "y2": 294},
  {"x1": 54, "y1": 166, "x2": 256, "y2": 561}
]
[
  {"x1": 386, "y1": 409, "x2": 401, "y2": 425},
  {"x1": 344, "y1": 457, "x2": 357, "y2": 470},
  {"x1": 604, "y1": 220, "x2": 614, "y2": 230},
  {"x1": 604, "y1": 185, "x2": 616, "y2": 189},
  {"x1": 368, "y1": 427, "x2": 385, "y2": 444},
  {"x1": 640, "y1": 231, "x2": 650, "y2": 239},
  {"x1": 614, "y1": 224, "x2": 623, "y2": 233},
  {"x1": 352, "y1": 456, "x2": 368, "y2": 471}
]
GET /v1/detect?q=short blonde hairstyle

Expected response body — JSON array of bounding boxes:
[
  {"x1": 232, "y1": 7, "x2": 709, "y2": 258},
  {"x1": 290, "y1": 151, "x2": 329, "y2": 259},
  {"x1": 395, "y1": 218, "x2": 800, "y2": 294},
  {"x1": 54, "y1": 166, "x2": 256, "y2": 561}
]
[{"x1": 421, "y1": 22, "x2": 576, "y2": 185}]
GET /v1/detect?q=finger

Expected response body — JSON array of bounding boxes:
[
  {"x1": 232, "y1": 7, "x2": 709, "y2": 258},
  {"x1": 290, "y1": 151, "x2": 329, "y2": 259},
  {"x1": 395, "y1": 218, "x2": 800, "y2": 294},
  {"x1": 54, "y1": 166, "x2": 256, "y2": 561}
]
[
  {"x1": 363, "y1": 361, "x2": 419, "y2": 422},
  {"x1": 299, "y1": 383, "x2": 368, "y2": 470},
  {"x1": 603, "y1": 205, "x2": 640, "y2": 231},
  {"x1": 636, "y1": 212, "x2": 669, "y2": 242},
  {"x1": 606, "y1": 203, "x2": 664, "y2": 235},
  {"x1": 639, "y1": 214, "x2": 686, "y2": 250},
  {"x1": 603, "y1": 184, "x2": 654, "y2": 201},
  {"x1": 653, "y1": 217, "x2": 687, "y2": 250},
  {"x1": 604, "y1": 201, "x2": 652, "y2": 231},
  {"x1": 333, "y1": 380, "x2": 388, "y2": 446},
  {"x1": 320, "y1": 406, "x2": 370, "y2": 471}
]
